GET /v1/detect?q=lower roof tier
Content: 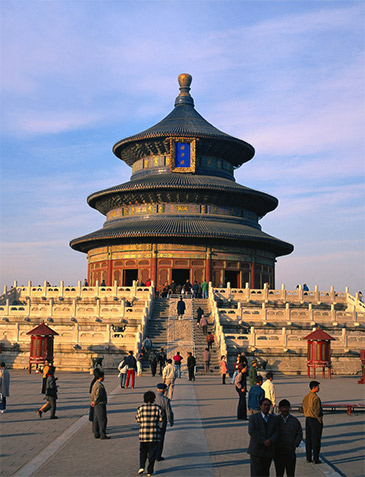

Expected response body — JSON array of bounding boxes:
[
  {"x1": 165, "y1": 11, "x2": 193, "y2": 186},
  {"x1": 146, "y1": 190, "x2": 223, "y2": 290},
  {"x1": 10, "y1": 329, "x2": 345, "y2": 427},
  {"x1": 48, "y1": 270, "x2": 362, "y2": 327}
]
[
  {"x1": 87, "y1": 173, "x2": 278, "y2": 217},
  {"x1": 70, "y1": 214, "x2": 293, "y2": 256}
]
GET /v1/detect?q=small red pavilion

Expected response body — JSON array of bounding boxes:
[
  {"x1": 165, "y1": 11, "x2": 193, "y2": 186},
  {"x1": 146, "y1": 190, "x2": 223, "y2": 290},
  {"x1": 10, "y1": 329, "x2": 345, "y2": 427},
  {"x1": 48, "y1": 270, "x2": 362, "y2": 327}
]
[
  {"x1": 26, "y1": 323, "x2": 58, "y2": 374},
  {"x1": 303, "y1": 327, "x2": 335, "y2": 379}
]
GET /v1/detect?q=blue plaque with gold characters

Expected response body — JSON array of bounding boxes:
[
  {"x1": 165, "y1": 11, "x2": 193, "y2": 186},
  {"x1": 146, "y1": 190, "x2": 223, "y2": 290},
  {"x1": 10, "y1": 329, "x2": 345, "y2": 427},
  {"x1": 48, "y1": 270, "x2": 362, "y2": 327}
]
[{"x1": 169, "y1": 137, "x2": 196, "y2": 173}]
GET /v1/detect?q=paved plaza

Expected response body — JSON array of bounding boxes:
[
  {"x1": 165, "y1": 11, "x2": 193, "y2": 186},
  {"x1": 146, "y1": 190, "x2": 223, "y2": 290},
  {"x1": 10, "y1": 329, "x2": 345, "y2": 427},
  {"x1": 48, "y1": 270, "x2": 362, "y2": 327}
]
[{"x1": 1, "y1": 370, "x2": 364, "y2": 477}]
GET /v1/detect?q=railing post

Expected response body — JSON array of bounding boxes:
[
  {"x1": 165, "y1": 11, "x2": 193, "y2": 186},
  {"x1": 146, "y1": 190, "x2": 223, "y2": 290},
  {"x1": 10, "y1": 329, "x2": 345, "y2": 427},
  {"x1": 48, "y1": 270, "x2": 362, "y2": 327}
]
[
  {"x1": 249, "y1": 326, "x2": 256, "y2": 348},
  {"x1": 43, "y1": 281, "x2": 48, "y2": 297},
  {"x1": 285, "y1": 303, "x2": 291, "y2": 323},
  {"x1": 282, "y1": 327, "x2": 287, "y2": 348},
  {"x1": 308, "y1": 303, "x2": 314, "y2": 322},
  {"x1": 314, "y1": 285, "x2": 320, "y2": 303},
  {"x1": 27, "y1": 281, "x2": 32, "y2": 297},
  {"x1": 49, "y1": 298, "x2": 54, "y2": 317},
  {"x1": 331, "y1": 304, "x2": 337, "y2": 324},
  {"x1": 77, "y1": 280, "x2": 82, "y2": 297},
  {"x1": 330, "y1": 286, "x2": 335, "y2": 302},
  {"x1": 262, "y1": 302, "x2": 267, "y2": 324},
  {"x1": 281, "y1": 283, "x2": 286, "y2": 302},
  {"x1": 245, "y1": 282, "x2": 250, "y2": 301},
  {"x1": 60, "y1": 280, "x2": 64, "y2": 298}
]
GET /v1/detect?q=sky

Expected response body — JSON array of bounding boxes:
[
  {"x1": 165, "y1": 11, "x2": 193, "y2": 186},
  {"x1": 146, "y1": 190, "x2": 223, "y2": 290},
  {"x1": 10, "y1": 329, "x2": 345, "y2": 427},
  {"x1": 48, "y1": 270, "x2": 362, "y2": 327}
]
[{"x1": 0, "y1": 0, "x2": 364, "y2": 294}]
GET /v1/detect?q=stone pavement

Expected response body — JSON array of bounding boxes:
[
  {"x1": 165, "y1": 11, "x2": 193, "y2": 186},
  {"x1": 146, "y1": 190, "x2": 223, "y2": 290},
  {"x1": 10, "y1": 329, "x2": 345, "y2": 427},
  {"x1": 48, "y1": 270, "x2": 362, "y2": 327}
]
[{"x1": 1, "y1": 370, "x2": 364, "y2": 476}]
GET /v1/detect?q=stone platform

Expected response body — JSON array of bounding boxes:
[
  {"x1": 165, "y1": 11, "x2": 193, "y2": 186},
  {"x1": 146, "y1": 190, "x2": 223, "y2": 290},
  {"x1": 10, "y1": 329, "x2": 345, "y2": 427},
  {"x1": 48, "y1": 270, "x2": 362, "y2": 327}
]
[{"x1": 1, "y1": 371, "x2": 365, "y2": 476}]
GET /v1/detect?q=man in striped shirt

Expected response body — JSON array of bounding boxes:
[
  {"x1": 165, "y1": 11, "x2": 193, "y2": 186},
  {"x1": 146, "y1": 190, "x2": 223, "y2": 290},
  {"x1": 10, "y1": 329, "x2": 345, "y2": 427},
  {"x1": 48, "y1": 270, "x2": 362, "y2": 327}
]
[{"x1": 136, "y1": 391, "x2": 164, "y2": 477}]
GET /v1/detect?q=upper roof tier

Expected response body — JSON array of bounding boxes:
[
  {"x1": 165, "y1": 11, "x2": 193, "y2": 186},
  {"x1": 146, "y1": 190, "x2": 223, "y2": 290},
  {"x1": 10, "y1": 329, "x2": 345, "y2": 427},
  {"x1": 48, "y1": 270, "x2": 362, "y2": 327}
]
[{"x1": 113, "y1": 74, "x2": 255, "y2": 167}]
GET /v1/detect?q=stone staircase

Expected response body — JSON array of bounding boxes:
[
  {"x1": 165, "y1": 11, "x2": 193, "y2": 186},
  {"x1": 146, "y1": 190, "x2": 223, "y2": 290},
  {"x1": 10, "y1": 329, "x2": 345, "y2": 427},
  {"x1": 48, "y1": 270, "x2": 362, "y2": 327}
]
[
  {"x1": 192, "y1": 298, "x2": 220, "y2": 374},
  {"x1": 141, "y1": 297, "x2": 169, "y2": 372}
]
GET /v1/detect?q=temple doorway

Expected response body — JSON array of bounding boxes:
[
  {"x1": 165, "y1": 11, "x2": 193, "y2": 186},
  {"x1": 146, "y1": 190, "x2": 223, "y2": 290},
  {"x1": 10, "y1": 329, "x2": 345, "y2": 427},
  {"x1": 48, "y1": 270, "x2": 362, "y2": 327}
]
[
  {"x1": 172, "y1": 269, "x2": 190, "y2": 286},
  {"x1": 225, "y1": 270, "x2": 240, "y2": 288},
  {"x1": 124, "y1": 269, "x2": 138, "y2": 286}
]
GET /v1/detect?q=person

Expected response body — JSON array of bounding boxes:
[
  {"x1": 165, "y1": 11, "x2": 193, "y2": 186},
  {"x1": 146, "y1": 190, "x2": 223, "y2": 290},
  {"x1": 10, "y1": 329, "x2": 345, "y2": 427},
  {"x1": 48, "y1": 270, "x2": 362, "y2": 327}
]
[
  {"x1": 84, "y1": 278, "x2": 88, "y2": 286},
  {"x1": 249, "y1": 359, "x2": 258, "y2": 388},
  {"x1": 142, "y1": 336, "x2": 152, "y2": 355},
  {"x1": 90, "y1": 368, "x2": 110, "y2": 439},
  {"x1": 162, "y1": 359, "x2": 176, "y2": 400},
  {"x1": 155, "y1": 383, "x2": 174, "y2": 461},
  {"x1": 145, "y1": 278, "x2": 151, "y2": 287},
  {"x1": 41, "y1": 360, "x2": 50, "y2": 394},
  {"x1": 199, "y1": 314, "x2": 208, "y2": 335},
  {"x1": 36, "y1": 365, "x2": 58, "y2": 419},
  {"x1": 157, "y1": 348, "x2": 167, "y2": 375},
  {"x1": 201, "y1": 279, "x2": 208, "y2": 299},
  {"x1": 183, "y1": 279, "x2": 192, "y2": 295},
  {"x1": 100, "y1": 279, "x2": 106, "y2": 286},
  {"x1": 247, "y1": 398, "x2": 279, "y2": 477},
  {"x1": 0, "y1": 362, "x2": 10, "y2": 413},
  {"x1": 149, "y1": 350, "x2": 158, "y2": 377},
  {"x1": 161, "y1": 281, "x2": 170, "y2": 298},
  {"x1": 220, "y1": 355, "x2": 228, "y2": 385},
  {"x1": 177, "y1": 297, "x2": 186, "y2": 319},
  {"x1": 117, "y1": 356, "x2": 128, "y2": 388},
  {"x1": 303, "y1": 283, "x2": 309, "y2": 292},
  {"x1": 240, "y1": 351, "x2": 248, "y2": 368},
  {"x1": 169, "y1": 280, "x2": 177, "y2": 296},
  {"x1": 192, "y1": 281, "x2": 199, "y2": 298},
  {"x1": 196, "y1": 306, "x2": 204, "y2": 326},
  {"x1": 261, "y1": 372, "x2": 276, "y2": 413},
  {"x1": 136, "y1": 351, "x2": 143, "y2": 377},
  {"x1": 206, "y1": 332, "x2": 214, "y2": 350},
  {"x1": 176, "y1": 283, "x2": 182, "y2": 295},
  {"x1": 202, "y1": 348, "x2": 211, "y2": 373},
  {"x1": 173, "y1": 351, "x2": 183, "y2": 378},
  {"x1": 302, "y1": 380, "x2": 323, "y2": 464},
  {"x1": 187, "y1": 352, "x2": 196, "y2": 381},
  {"x1": 88, "y1": 370, "x2": 98, "y2": 427},
  {"x1": 231, "y1": 354, "x2": 242, "y2": 384},
  {"x1": 274, "y1": 399, "x2": 303, "y2": 477},
  {"x1": 234, "y1": 365, "x2": 247, "y2": 419},
  {"x1": 136, "y1": 391, "x2": 164, "y2": 477},
  {"x1": 248, "y1": 375, "x2": 265, "y2": 414},
  {"x1": 125, "y1": 350, "x2": 137, "y2": 389}
]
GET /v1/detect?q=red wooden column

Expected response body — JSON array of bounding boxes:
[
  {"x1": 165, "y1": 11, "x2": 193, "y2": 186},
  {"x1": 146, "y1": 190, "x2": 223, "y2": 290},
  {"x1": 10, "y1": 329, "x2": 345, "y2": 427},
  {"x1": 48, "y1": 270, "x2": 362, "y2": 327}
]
[
  {"x1": 151, "y1": 244, "x2": 158, "y2": 289},
  {"x1": 107, "y1": 249, "x2": 113, "y2": 286},
  {"x1": 250, "y1": 262, "x2": 255, "y2": 288},
  {"x1": 205, "y1": 247, "x2": 212, "y2": 282}
]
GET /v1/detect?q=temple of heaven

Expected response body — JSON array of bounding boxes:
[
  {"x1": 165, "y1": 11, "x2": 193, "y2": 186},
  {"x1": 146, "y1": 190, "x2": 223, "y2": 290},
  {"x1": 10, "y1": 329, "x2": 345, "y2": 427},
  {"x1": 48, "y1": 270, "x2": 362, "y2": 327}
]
[{"x1": 70, "y1": 74, "x2": 293, "y2": 290}]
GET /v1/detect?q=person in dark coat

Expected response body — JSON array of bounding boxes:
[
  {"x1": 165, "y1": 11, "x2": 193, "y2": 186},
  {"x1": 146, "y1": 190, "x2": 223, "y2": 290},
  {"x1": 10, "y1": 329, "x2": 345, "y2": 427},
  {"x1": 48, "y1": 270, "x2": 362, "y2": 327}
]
[
  {"x1": 234, "y1": 365, "x2": 248, "y2": 420},
  {"x1": 157, "y1": 348, "x2": 167, "y2": 375},
  {"x1": 149, "y1": 350, "x2": 158, "y2": 377},
  {"x1": 125, "y1": 351, "x2": 137, "y2": 389},
  {"x1": 187, "y1": 352, "x2": 196, "y2": 381},
  {"x1": 177, "y1": 297, "x2": 186, "y2": 319},
  {"x1": 196, "y1": 306, "x2": 204, "y2": 325},
  {"x1": 247, "y1": 398, "x2": 279, "y2": 477},
  {"x1": 90, "y1": 368, "x2": 109, "y2": 439},
  {"x1": 155, "y1": 383, "x2": 174, "y2": 461},
  {"x1": 0, "y1": 362, "x2": 10, "y2": 413},
  {"x1": 37, "y1": 366, "x2": 58, "y2": 419}
]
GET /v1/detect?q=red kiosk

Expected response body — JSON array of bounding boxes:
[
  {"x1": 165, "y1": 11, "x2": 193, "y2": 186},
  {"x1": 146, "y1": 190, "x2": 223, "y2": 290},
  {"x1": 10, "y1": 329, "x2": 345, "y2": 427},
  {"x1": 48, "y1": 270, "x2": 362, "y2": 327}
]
[
  {"x1": 303, "y1": 327, "x2": 335, "y2": 379},
  {"x1": 26, "y1": 323, "x2": 58, "y2": 374}
]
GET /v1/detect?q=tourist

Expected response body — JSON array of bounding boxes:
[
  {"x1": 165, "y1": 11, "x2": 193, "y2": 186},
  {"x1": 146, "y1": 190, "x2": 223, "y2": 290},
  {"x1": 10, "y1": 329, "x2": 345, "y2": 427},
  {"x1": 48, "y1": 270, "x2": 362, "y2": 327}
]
[
  {"x1": 142, "y1": 335, "x2": 152, "y2": 355},
  {"x1": 303, "y1": 283, "x2": 309, "y2": 292},
  {"x1": 261, "y1": 372, "x2": 276, "y2": 413},
  {"x1": 90, "y1": 368, "x2": 110, "y2": 439},
  {"x1": 240, "y1": 351, "x2": 248, "y2": 368},
  {"x1": 274, "y1": 399, "x2": 303, "y2": 477},
  {"x1": 169, "y1": 280, "x2": 177, "y2": 296},
  {"x1": 183, "y1": 279, "x2": 192, "y2": 295},
  {"x1": 202, "y1": 348, "x2": 211, "y2": 373},
  {"x1": 162, "y1": 359, "x2": 176, "y2": 399},
  {"x1": 0, "y1": 362, "x2": 10, "y2": 413},
  {"x1": 136, "y1": 351, "x2": 143, "y2": 376},
  {"x1": 125, "y1": 350, "x2": 137, "y2": 389},
  {"x1": 249, "y1": 359, "x2": 258, "y2": 388},
  {"x1": 161, "y1": 281, "x2": 170, "y2": 297},
  {"x1": 117, "y1": 356, "x2": 128, "y2": 388},
  {"x1": 149, "y1": 350, "x2": 157, "y2": 377},
  {"x1": 100, "y1": 279, "x2": 106, "y2": 286},
  {"x1": 248, "y1": 375, "x2": 264, "y2": 415},
  {"x1": 247, "y1": 398, "x2": 279, "y2": 477},
  {"x1": 196, "y1": 306, "x2": 204, "y2": 325},
  {"x1": 136, "y1": 391, "x2": 164, "y2": 477},
  {"x1": 201, "y1": 279, "x2": 208, "y2": 299},
  {"x1": 177, "y1": 297, "x2": 186, "y2": 319},
  {"x1": 41, "y1": 360, "x2": 50, "y2": 394},
  {"x1": 231, "y1": 354, "x2": 242, "y2": 383},
  {"x1": 146, "y1": 278, "x2": 151, "y2": 287},
  {"x1": 88, "y1": 370, "x2": 98, "y2": 428},
  {"x1": 173, "y1": 351, "x2": 183, "y2": 378},
  {"x1": 176, "y1": 283, "x2": 182, "y2": 294},
  {"x1": 157, "y1": 348, "x2": 167, "y2": 375},
  {"x1": 220, "y1": 355, "x2": 228, "y2": 384},
  {"x1": 155, "y1": 383, "x2": 174, "y2": 462},
  {"x1": 199, "y1": 314, "x2": 208, "y2": 335},
  {"x1": 83, "y1": 278, "x2": 88, "y2": 286},
  {"x1": 187, "y1": 352, "x2": 196, "y2": 381},
  {"x1": 36, "y1": 365, "x2": 58, "y2": 419},
  {"x1": 206, "y1": 331, "x2": 214, "y2": 350},
  {"x1": 234, "y1": 365, "x2": 247, "y2": 419},
  {"x1": 302, "y1": 380, "x2": 323, "y2": 464},
  {"x1": 192, "y1": 280, "x2": 199, "y2": 298}
]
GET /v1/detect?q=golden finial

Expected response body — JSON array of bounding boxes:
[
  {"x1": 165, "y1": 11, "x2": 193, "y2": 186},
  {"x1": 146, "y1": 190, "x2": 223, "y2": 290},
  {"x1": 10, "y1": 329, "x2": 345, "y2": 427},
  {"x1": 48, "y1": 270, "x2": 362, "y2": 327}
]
[{"x1": 175, "y1": 73, "x2": 194, "y2": 106}]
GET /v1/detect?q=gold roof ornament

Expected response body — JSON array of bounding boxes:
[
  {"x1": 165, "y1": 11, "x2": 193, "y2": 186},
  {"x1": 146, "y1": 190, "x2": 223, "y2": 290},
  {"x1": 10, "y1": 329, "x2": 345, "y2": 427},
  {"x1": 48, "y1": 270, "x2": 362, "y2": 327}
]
[{"x1": 175, "y1": 73, "x2": 194, "y2": 106}]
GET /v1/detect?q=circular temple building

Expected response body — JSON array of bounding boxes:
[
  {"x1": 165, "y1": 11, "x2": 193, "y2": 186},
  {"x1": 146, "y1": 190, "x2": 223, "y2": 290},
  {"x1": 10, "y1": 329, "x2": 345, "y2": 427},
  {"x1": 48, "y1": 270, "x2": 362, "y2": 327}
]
[{"x1": 70, "y1": 74, "x2": 293, "y2": 290}]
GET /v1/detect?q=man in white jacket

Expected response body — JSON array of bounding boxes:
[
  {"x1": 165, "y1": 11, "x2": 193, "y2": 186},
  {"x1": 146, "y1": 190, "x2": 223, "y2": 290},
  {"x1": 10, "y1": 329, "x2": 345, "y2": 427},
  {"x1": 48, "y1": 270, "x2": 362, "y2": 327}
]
[
  {"x1": 261, "y1": 372, "x2": 276, "y2": 413},
  {"x1": 162, "y1": 359, "x2": 177, "y2": 399}
]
